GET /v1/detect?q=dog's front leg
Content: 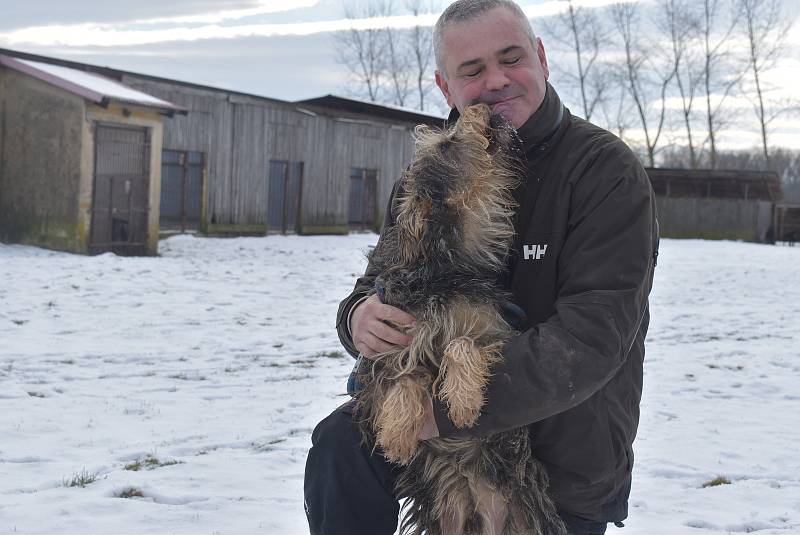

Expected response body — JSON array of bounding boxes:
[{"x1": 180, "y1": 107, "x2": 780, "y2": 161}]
[
  {"x1": 376, "y1": 374, "x2": 431, "y2": 465},
  {"x1": 438, "y1": 337, "x2": 499, "y2": 428}
]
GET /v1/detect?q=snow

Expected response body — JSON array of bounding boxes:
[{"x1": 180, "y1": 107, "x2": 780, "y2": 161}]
[
  {"x1": 10, "y1": 58, "x2": 180, "y2": 110},
  {"x1": 1, "y1": 235, "x2": 799, "y2": 534}
]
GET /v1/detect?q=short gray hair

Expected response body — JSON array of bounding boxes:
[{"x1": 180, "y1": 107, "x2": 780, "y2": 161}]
[{"x1": 433, "y1": 0, "x2": 537, "y2": 77}]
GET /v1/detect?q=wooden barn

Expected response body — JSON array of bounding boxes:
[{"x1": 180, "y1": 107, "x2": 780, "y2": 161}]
[
  {"x1": 0, "y1": 48, "x2": 443, "y2": 241},
  {"x1": 0, "y1": 54, "x2": 186, "y2": 255},
  {"x1": 646, "y1": 168, "x2": 781, "y2": 243}
]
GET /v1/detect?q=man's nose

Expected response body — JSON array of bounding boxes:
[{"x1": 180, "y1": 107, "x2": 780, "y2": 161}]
[{"x1": 483, "y1": 63, "x2": 510, "y2": 91}]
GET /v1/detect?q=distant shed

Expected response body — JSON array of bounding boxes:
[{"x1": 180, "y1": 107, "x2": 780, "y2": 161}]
[
  {"x1": 646, "y1": 168, "x2": 780, "y2": 243},
  {"x1": 0, "y1": 55, "x2": 185, "y2": 255}
]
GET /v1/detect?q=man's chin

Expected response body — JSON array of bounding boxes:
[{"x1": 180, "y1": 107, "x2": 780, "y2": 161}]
[
  {"x1": 490, "y1": 109, "x2": 524, "y2": 129},
  {"x1": 488, "y1": 101, "x2": 523, "y2": 127}
]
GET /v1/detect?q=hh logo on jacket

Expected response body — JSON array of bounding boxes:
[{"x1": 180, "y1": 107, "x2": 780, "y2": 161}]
[{"x1": 523, "y1": 244, "x2": 548, "y2": 260}]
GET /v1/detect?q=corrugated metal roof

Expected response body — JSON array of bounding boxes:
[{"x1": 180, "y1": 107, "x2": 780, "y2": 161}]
[
  {"x1": 295, "y1": 95, "x2": 445, "y2": 127},
  {"x1": 0, "y1": 54, "x2": 187, "y2": 115}
]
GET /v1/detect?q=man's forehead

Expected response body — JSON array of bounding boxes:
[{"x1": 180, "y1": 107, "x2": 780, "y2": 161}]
[
  {"x1": 440, "y1": 5, "x2": 526, "y2": 34},
  {"x1": 439, "y1": 7, "x2": 531, "y2": 55}
]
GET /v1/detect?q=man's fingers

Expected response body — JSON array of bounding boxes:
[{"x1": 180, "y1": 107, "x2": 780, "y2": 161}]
[
  {"x1": 356, "y1": 334, "x2": 395, "y2": 359},
  {"x1": 371, "y1": 320, "x2": 411, "y2": 347},
  {"x1": 378, "y1": 303, "x2": 416, "y2": 327},
  {"x1": 351, "y1": 295, "x2": 416, "y2": 360}
]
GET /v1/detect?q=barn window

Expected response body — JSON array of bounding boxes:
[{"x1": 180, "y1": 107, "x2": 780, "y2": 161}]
[
  {"x1": 349, "y1": 167, "x2": 378, "y2": 230},
  {"x1": 268, "y1": 160, "x2": 303, "y2": 234}
]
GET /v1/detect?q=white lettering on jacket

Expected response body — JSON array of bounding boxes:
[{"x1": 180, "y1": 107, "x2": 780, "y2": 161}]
[{"x1": 523, "y1": 244, "x2": 548, "y2": 260}]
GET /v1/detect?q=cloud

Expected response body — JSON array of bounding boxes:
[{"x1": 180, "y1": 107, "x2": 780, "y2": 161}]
[
  {"x1": 0, "y1": 0, "x2": 263, "y2": 31},
  {"x1": 4, "y1": 34, "x2": 351, "y2": 101},
  {"x1": 0, "y1": 0, "x2": 637, "y2": 48}
]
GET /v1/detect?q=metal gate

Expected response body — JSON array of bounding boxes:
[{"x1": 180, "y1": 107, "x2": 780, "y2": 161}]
[
  {"x1": 90, "y1": 124, "x2": 150, "y2": 255},
  {"x1": 160, "y1": 149, "x2": 204, "y2": 232},
  {"x1": 267, "y1": 160, "x2": 303, "y2": 234},
  {"x1": 349, "y1": 167, "x2": 377, "y2": 230}
]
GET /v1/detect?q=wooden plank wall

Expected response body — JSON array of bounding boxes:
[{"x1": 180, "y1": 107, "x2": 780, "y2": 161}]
[{"x1": 119, "y1": 75, "x2": 418, "y2": 233}]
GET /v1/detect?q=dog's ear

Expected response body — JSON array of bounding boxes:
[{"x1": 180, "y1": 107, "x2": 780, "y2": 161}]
[
  {"x1": 396, "y1": 190, "x2": 430, "y2": 263},
  {"x1": 413, "y1": 124, "x2": 445, "y2": 154}
]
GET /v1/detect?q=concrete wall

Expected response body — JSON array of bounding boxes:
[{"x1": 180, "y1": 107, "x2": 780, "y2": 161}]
[
  {"x1": 656, "y1": 197, "x2": 774, "y2": 242},
  {"x1": 0, "y1": 67, "x2": 85, "y2": 252}
]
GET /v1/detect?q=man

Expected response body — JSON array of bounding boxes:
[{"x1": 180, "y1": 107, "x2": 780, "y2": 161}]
[{"x1": 304, "y1": 1, "x2": 659, "y2": 534}]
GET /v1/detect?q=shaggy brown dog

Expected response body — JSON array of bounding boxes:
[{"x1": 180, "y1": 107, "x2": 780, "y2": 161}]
[{"x1": 353, "y1": 104, "x2": 567, "y2": 535}]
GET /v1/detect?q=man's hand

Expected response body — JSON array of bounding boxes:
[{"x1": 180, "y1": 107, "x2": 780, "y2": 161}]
[{"x1": 351, "y1": 294, "x2": 416, "y2": 359}]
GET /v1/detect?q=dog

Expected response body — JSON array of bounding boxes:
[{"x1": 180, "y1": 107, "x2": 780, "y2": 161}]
[{"x1": 352, "y1": 104, "x2": 567, "y2": 535}]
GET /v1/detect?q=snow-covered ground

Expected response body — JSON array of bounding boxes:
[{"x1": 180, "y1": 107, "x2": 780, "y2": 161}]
[{"x1": 0, "y1": 235, "x2": 798, "y2": 534}]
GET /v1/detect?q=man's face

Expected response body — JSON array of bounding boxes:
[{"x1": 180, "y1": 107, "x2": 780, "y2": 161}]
[{"x1": 435, "y1": 6, "x2": 549, "y2": 129}]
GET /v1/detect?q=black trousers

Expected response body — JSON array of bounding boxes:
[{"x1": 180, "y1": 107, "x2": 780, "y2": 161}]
[{"x1": 304, "y1": 402, "x2": 608, "y2": 535}]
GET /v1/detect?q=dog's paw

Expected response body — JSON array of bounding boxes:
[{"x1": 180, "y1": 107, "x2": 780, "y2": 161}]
[{"x1": 444, "y1": 390, "x2": 482, "y2": 429}]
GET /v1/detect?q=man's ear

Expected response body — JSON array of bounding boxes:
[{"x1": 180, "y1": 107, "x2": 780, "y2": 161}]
[
  {"x1": 435, "y1": 70, "x2": 456, "y2": 109},
  {"x1": 536, "y1": 37, "x2": 550, "y2": 81}
]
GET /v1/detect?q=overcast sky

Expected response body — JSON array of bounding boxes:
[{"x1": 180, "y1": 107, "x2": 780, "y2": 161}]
[{"x1": 1, "y1": 0, "x2": 798, "y2": 150}]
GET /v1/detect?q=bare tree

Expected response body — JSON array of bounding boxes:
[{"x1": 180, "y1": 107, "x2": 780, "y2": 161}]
[
  {"x1": 697, "y1": 0, "x2": 741, "y2": 168},
  {"x1": 335, "y1": 1, "x2": 394, "y2": 102},
  {"x1": 383, "y1": 5, "x2": 413, "y2": 107},
  {"x1": 739, "y1": 0, "x2": 795, "y2": 168},
  {"x1": 406, "y1": 0, "x2": 438, "y2": 111},
  {"x1": 657, "y1": 0, "x2": 705, "y2": 168},
  {"x1": 598, "y1": 82, "x2": 637, "y2": 140},
  {"x1": 541, "y1": 0, "x2": 609, "y2": 121},
  {"x1": 610, "y1": 2, "x2": 676, "y2": 167},
  {"x1": 335, "y1": 0, "x2": 440, "y2": 111}
]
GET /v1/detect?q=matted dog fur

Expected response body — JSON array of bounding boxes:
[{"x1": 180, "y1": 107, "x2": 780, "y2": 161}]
[{"x1": 354, "y1": 104, "x2": 567, "y2": 535}]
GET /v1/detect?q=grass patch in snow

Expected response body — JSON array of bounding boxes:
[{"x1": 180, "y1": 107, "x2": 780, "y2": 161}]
[
  {"x1": 116, "y1": 486, "x2": 145, "y2": 499},
  {"x1": 252, "y1": 437, "x2": 287, "y2": 452},
  {"x1": 64, "y1": 468, "x2": 99, "y2": 488},
  {"x1": 124, "y1": 455, "x2": 182, "y2": 471},
  {"x1": 702, "y1": 475, "x2": 732, "y2": 488},
  {"x1": 167, "y1": 372, "x2": 206, "y2": 381}
]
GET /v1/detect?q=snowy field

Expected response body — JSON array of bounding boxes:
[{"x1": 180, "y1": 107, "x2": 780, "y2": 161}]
[{"x1": 1, "y1": 234, "x2": 799, "y2": 535}]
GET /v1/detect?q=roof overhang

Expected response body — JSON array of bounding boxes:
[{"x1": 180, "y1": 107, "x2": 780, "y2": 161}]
[{"x1": 0, "y1": 54, "x2": 187, "y2": 116}]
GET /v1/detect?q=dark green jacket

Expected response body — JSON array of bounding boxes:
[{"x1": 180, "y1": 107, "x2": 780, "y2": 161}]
[{"x1": 336, "y1": 84, "x2": 659, "y2": 522}]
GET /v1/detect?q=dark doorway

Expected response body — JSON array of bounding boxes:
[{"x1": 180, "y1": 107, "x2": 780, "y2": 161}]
[
  {"x1": 267, "y1": 160, "x2": 303, "y2": 234},
  {"x1": 160, "y1": 149, "x2": 204, "y2": 232},
  {"x1": 349, "y1": 167, "x2": 378, "y2": 230},
  {"x1": 90, "y1": 124, "x2": 150, "y2": 255}
]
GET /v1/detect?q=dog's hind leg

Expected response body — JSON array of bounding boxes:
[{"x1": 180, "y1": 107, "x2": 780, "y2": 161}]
[
  {"x1": 376, "y1": 374, "x2": 431, "y2": 465},
  {"x1": 438, "y1": 484, "x2": 471, "y2": 535}
]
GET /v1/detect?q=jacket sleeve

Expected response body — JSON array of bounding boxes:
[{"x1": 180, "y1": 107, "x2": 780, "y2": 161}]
[
  {"x1": 336, "y1": 180, "x2": 401, "y2": 358},
  {"x1": 433, "y1": 151, "x2": 659, "y2": 438}
]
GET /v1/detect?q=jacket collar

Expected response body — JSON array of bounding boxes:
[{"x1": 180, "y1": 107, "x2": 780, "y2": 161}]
[{"x1": 444, "y1": 82, "x2": 565, "y2": 155}]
